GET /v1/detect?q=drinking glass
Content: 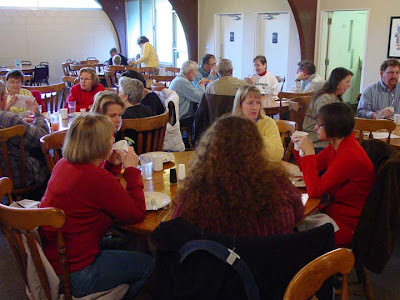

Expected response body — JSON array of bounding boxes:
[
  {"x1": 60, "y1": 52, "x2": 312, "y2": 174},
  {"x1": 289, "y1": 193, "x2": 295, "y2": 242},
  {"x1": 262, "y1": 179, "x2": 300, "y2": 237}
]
[
  {"x1": 140, "y1": 156, "x2": 153, "y2": 180},
  {"x1": 68, "y1": 101, "x2": 76, "y2": 114}
]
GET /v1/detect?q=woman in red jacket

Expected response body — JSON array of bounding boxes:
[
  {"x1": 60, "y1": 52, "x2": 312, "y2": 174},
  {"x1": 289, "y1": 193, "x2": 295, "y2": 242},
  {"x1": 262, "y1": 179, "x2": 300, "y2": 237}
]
[
  {"x1": 293, "y1": 102, "x2": 375, "y2": 246},
  {"x1": 40, "y1": 114, "x2": 154, "y2": 299}
]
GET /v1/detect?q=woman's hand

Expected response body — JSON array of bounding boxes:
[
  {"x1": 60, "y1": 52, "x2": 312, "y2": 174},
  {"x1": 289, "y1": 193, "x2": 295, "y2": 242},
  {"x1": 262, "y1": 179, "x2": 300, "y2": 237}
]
[
  {"x1": 117, "y1": 147, "x2": 139, "y2": 169},
  {"x1": 25, "y1": 98, "x2": 40, "y2": 115},
  {"x1": 5, "y1": 95, "x2": 18, "y2": 111},
  {"x1": 107, "y1": 151, "x2": 122, "y2": 166},
  {"x1": 292, "y1": 135, "x2": 315, "y2": 156}
]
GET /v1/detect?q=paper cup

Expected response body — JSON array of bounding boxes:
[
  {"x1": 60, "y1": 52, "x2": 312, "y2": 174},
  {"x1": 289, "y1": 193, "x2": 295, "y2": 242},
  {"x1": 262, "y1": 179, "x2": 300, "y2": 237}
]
[
  {"x1": 178, "y1": 164, "x2": 186, "y2": 180},
  {"x1": 292, "y1": 131, "x2": 308, "y2": 151},
  {"x1": 60, "y1": 108, "x2": 68, "y2": 119},
  {"x1": 152, "y1": 154, "x2": 163, "y2": 172},
  {"x1": 112, "y1": 140, "x2": 129, "y2": 152},
  {"x1": 394, "y1": 114, "x2": 400, "y2": 125}
]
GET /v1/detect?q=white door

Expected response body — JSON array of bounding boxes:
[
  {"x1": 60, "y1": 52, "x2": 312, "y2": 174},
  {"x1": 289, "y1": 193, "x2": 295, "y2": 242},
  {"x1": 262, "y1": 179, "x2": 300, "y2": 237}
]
[
  {"x1": 217, "y1": 14, "x2": 243, "y2": 78},
  {"x1": 319, "y1": 10, "x2": 368, "y2": 103},
  {"x1": 258, "y1": 12, "x2": 290, "y2": 87}
]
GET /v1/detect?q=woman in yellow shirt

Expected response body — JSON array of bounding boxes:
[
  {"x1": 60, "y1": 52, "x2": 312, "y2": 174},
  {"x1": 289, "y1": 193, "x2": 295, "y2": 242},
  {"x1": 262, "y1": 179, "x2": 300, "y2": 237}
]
[
  {"x1": 128, "y1": 36, "x2": 159, "y2": 74},
  {"x1": 5, "y1": 69, "x2": 34, "y2": 114}
]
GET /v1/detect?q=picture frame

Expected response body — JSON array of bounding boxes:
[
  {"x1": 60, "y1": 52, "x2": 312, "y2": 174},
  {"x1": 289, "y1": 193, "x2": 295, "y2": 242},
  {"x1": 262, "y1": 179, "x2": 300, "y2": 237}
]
[{"x1": 387, "y1": 16, "x2": 400, "y2": 59}]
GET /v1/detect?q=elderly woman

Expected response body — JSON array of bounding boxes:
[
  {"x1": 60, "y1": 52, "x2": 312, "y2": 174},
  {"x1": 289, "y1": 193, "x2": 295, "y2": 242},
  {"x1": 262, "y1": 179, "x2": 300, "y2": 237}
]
[
  {"x1": 119, "y1": 76, "x2": 154, "y2": 119},
  {"x1": 173, "y1": 114, "x2": 303, "y2": 236},
  {"x1": 128, "y1": 36, "x2": 159, "y2": 74},
  {"x1": 120, "y1": 70, "x2": 165, "y2": 115},
  {"x1": 303, "y1": 67, "x2": 353, "y2": 152},
  {"x1": 40, "y1": 114, "x2": 154, "y2": 298},
  {"x1": 294, "y1": 102, "x2": 375, "y2": 247},
  {"x1": 232, "y1": 85, "x2": 283, "y2": 162},
  {"x1": 65, "y1": 67, "x2": 105, "y2": 111},
  {"x1": 4, "y1": 69, "x2": 34, "y2": 114}
]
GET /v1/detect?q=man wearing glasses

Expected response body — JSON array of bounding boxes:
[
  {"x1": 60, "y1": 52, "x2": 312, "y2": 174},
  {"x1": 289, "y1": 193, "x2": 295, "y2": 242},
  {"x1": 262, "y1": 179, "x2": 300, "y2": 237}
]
[{"x1": 192, "y1": 54, "x2": 218, "y2": 88}]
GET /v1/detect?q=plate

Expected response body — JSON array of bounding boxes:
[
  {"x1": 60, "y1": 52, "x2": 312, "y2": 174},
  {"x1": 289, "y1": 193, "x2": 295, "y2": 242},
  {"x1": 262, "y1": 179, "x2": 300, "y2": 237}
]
[
  {"x1": 290, "y1": 171, "x2": 305, "y2": 187},
  {"x1": 145, "y1": 192, "x2": 171, "y2": 210},
  {"x1": 139, "y1": 151, "x2": 175, "y2": 163}
]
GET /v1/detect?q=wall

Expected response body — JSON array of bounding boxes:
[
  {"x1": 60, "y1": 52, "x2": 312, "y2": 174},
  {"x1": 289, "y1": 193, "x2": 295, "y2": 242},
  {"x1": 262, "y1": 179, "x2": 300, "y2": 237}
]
[
  {"x1": 317, "y1": 0, "x2": 400, "y2": 91},
  {"x1": 0, "y1": 9, "x2": 119, "y2": 84},
  {"x1": 198, "y1": 0, "x2": 301, "y2": 87}
]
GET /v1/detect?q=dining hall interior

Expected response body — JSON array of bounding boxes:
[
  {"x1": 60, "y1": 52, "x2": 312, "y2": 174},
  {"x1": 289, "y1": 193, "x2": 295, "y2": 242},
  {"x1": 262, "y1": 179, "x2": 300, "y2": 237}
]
[{"x1": 1, "y1": 0, "x2": 400, "y2": 299}]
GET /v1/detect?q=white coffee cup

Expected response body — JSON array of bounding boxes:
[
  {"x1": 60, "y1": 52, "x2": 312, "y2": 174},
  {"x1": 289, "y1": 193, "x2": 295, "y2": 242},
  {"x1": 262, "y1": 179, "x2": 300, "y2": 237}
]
[
  {"x1": 291, "y1": 131, "x2": 309, "y2": 151},
  {"x1": 178, "y1": 164, "x2": 186, "y2": 180},
  {"x1": 59, "y1": 108, "x2": 68, "y2": 119},
  {"x1": 112, "y1": 140, "x2": 129, "y2": 152},
  {"x1": 394, "y1": 114, "x2": 400, "y2": 125},
  {"x1": 152, "y1": 154, "x2": 163, "y2": 172}
]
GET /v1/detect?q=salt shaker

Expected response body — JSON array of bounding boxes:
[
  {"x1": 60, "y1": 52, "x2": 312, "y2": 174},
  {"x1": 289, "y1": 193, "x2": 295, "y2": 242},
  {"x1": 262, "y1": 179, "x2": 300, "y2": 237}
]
[
  {"x1": 170, "y1": 168, "x2": 177, "y2": 184},
  {"x1": 178, "y1": 164, "x2": 186, "y2": 180}
]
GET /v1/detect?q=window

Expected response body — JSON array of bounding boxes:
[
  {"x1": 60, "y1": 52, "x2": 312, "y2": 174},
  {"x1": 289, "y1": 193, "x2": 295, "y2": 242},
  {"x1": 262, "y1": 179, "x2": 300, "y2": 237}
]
[{"x1": 0, "y1": 0, "x2": 101, "y2": 9}]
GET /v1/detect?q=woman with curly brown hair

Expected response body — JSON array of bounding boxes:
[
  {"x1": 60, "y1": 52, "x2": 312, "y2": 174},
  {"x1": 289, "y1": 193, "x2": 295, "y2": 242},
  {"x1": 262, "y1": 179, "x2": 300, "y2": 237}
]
[{"x1": 172, "y1": 114, "x2": 304, "y2": 236}]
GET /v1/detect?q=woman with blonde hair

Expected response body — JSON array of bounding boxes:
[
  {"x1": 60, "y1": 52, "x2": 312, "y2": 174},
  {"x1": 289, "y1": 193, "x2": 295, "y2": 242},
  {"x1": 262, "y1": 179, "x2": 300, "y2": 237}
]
[
  {"x1": 40, "y1": 114, "x2": 154, "y2": 298},
  {"x1": 65, "y1": 67, "x2": 105, "y2": 111},
  {"x1": 91, "y1": 90, "x2": 125, "y2": 132},
  {"x1": 172, "y1": 114, "x2": 303, "y2": 236},
  {"x1": 232, "y1": 85, "x2": 283, "y2": 162}
]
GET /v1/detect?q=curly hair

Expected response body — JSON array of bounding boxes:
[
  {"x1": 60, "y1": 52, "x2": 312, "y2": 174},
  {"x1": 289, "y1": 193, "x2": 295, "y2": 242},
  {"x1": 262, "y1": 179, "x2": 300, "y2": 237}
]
[{"x1": 174, "y1": 114, "x2": 288, "y2": 236}]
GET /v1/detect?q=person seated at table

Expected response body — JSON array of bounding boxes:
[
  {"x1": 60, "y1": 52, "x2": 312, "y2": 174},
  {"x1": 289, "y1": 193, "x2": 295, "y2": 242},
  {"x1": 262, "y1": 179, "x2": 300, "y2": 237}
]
[
  {"x1": 0, "y1": 80, "x2": 49, "y2": 196},
  {"x1": 232, "y1": 85, "x2": 283, "y2": 163},
  {"x1": 91, "y1": 90, "x2": 125, "y2": 133},
  {"x1": 128, "y1": 36, "x2": 159, "y2": 74},
  {"x1": 302, "y1": 67, "x2": 353, "y2": 152},
  {"x1": 105, "y1": 47, "x2": 128, "y2": 66},
  {"x1": 65, "y1": 67, "x2": 105, "y2": 111},
  {"x1": 293, "y1": 102, "x2": 375, "y2": 247},
  {"x1": 247, "y1": 55, "x2": 280, "y2": 97},
  {"x1": 119, "y1": 77, "x2": 154, "y2": 119},
  {"x1": 295, "y1": 59, "x2": 325, "y2": 93},
  {"x1": 120, "y1": 70, "x2": 165, "y2": 115},
  {"x1": 112, "y1": 54, "x2": 122, "y2": 66},
  {"x1": 4, "y1": 69, "x2": 34, "y2": 114},
  {"x1": 192, "y1": 54, "x2": 219, "y2": 88},
  {"x1": 361, "y1": 139, "x2": 399, "y2": 174},
  {"x1": 40, "y1": 114, "x2": 154, "y2": 299},
  {"x1": 172, "y1": 114, "x2": 303, "y2": 236}
]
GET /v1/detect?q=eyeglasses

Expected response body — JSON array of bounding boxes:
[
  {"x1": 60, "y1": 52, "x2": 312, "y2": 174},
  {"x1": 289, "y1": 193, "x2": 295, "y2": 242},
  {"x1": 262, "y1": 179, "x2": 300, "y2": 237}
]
[
  {"x1": 316, "y1": 122, "x2": 325, "y2": 128},
  {"x1": 80, "y1": 78, "x2": 93, "y2": 82}
]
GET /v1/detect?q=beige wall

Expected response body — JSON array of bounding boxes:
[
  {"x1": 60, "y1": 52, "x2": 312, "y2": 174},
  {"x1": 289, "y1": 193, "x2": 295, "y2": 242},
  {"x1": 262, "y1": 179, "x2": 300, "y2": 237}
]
[
  {"x1": 317, "y1": 0, "x2": 400, "y2": 91},
  {"x1": 198, "y1": 0, "x2": 301, "y2": 88},
  {"x1": 0, "y1": 9, "x2": 118, "y2": 84}
]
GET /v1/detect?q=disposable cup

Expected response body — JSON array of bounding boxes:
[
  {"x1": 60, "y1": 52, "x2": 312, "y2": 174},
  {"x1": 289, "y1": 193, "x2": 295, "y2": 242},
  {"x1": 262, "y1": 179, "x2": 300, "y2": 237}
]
[
  {"x1": 152, "y1": 154, "x2": 163, "y2": 172},
  {"x1": 291, "y1": 131, "x2": 308, "y2": 151},
  {"x1": 112, "y1": 140, "x2": 129, "y2": 152},
  {"x1": 178, "y1": 164, "x2": 186, "y2": 180},
  {"x1": 394, "y1": 114, "x2": 400, "y2": 125},
  {"x1": 60, "y1": 108, "x2": 68, "y2": 119}
]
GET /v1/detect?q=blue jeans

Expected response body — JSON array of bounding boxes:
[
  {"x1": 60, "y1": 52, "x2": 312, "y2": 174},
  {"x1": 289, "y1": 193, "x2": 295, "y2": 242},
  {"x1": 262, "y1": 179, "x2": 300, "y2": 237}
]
[{"x1": 61, "y1": 250, "x2": 155, "y2": 299}]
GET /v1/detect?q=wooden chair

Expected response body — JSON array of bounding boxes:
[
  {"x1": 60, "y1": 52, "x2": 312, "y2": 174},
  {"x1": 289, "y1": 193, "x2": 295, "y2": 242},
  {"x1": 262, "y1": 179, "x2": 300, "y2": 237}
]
[
  {"x1": 275, "y1": 76, "x2": 286, "y2": 92},
  {"x1": 62, "y1": 76, "x2": 78, "y2": 88},
  {"x1": 165, "y1": 67, "x2": 180, "y2": 75},
  {"x1": 150, "y1": 75, "x2": 176, "y2": 87},
  {"x1": 287, "y1": 95, "x2": 312, "y2": 131},
  {"x1": 284, "y1": 248, "x2": 355, "y2": 300},
  {"x1": 120, "y1": 109, "x2": 169, "y2": 155},
  {"x1": 69, "y1": 64, "x2": 91, "y2": 77},
  {"x1": 275, "y1": 120, "x2": 296, "y2": 161},
  {"x1": 354, "y1": 117, "x2": 397, "y2": 144},
  {"x1": 278, "y1": 91, "x2": 314, "y2": 99},
  {"x1": 61, "y1": 62, "x2": 73, "y2": 77},
  {"x1": 151, "y1": 83, "x2": 166, "y2": 92},
  {"x1": 105, "y1": 65, "x2": 126, "y2": 87},
  {"x1": 0, "y1": 126, "x2": 42, "y2": 199},
  {"x1": 40, "y1": 130, "x2": 67, "y2": 173},
  {"x1": 136, "y1": 67, "x2": 157, "y2": 76},
  {"x1": 23, "y1": 83, "x2": 67, "y2": 113}
]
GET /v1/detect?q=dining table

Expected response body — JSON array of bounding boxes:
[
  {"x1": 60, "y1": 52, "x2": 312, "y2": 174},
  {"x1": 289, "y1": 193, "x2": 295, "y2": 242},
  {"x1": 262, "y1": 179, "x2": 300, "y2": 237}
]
[
  {"x1": 119, "y1": 151, "x2": 321, "y2": 235},
  {"x1": 262, "y1": 95, "x2": 289, "y2": 118}
]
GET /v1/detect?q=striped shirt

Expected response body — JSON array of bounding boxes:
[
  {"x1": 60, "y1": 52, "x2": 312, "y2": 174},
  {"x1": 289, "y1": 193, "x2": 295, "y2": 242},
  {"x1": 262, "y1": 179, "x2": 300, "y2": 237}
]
[{"x1": 357, "y1": 80, "x2": 400, "y2": 119}]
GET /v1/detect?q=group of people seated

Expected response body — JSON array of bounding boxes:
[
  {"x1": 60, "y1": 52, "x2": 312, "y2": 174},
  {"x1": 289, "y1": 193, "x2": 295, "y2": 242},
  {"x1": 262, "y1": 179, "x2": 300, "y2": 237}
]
[{"x1": 1, "y1": 48, "x2": 400, "y2": 298}]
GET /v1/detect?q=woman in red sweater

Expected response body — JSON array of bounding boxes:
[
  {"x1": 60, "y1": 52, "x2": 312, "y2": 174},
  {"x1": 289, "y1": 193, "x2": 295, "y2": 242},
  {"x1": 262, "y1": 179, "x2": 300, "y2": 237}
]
[
  {"x1": 293, "y1": 102, "x2": 375, "y2": 246},
  {"x1": 65, "y1": 67, "x2": 105, "y2": 111},
  {"x1": 40, "y1": 114, "x2": 154, "y2": 299}
]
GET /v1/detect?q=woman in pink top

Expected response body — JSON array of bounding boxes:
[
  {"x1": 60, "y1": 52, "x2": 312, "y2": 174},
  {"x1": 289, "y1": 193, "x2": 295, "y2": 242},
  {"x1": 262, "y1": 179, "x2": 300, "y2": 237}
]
[
  {"x1": 65, "y1": 67, "x2": 105, "y2": 111},
  {"x1": 40, "y1": 114, "x2": 154, "y2": 298}
]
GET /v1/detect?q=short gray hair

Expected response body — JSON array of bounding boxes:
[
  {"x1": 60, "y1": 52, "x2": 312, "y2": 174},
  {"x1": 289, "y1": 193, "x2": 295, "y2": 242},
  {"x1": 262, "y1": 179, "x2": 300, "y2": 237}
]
[
  {"x1": 217, "y1": 59, "x2": 232, "y2": 76},
  {"x1": 181, "y1": 60, "x2": 198, "y2": 74},
  {"x1": 0, "y1": 81, "x2": 5, "y2": 95},
  {"x1": 118, "y1": 76, "x2": 144, "y2": 105}
]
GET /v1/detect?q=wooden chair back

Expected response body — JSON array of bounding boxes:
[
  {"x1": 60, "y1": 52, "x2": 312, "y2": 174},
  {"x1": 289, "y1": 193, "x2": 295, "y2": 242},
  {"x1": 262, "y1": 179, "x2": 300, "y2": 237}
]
[
  {"x1": 120, "y1": 109, "x2": 169, "y2": 155},
  {"x1": 275, "y1": 76, "x2": 286, "y2": 92},
  {"x1": 105, "y1": 87, "x2": 118, "y2": 93},
  {"x1": 69, "y1": 64, "x2": 92, "y2": 77},
  {"x1": 40, "y1": 130, "x2": 67, "y2": 173},
  {"x1": 354, "y1": 117, "x2": 397, "y2": 144},
  {"x1": 165, "y1": 67, "x2": 180, "y2": 75},
  {"x1": 136, "y1": 67, "x2": 157, "y2": 76},
  {"x1": 151, "y1": 84, "x2": 166, "y2": 92},
  {"x1": 275, "y1": 120, "x2": 296, "y2": 161},
  {"x1": 278, "y1": 91, "x2": 313, "y2": 100},
  {"x1": 61, "y1": 62, "x2": 72, "y2": 77},
  {"x1": 150, "y1": 75, "x2": 176, "y2": 87},
  {"x1": 287, "y1": 96, "x2": 312, "y2": 131},
  {"x1": 62, "y1": 76, "x2": 78, "y2": 88},
  {"x1": 0, "y1": 177, "x2": 71, "y2": 300},
  {"x1": 23, "y1": 83, "x2": 67, "y2": 113},
  {"x1": 284, "y1": 248, "x2": 355, "y2": 300},
  {"x1": 109, "y1": 65, "x2": 126, "y2": 73}
]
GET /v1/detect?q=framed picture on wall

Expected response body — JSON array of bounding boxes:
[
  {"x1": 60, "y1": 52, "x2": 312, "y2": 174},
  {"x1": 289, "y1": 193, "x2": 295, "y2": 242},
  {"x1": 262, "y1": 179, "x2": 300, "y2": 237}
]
[{"x1": 387, "y1": 16, "x2": 400, "y2": 58}]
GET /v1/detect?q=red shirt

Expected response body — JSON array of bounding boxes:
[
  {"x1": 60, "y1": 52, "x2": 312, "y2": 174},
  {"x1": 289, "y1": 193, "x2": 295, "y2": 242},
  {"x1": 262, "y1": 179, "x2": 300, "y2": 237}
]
[
  {"x1": 65, "y1": 83, "x2": 105, "y2": 111},
  {"x1": 296, "y1": 133, "x2": 375, "y2": 234},
  {"x1": 40, "y1": 159, "x2": 145, "y2": 274}
]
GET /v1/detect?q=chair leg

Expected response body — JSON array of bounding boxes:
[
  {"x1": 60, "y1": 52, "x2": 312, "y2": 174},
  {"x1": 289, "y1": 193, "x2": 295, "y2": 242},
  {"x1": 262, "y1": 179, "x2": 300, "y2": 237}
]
[{"x1": 351, "y1": 262, "x2": 374, "y2": 300}]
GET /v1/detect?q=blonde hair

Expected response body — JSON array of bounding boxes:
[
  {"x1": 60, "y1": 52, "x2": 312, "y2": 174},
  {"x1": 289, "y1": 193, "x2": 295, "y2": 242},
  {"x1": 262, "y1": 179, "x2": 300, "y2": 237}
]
[
  {"x1": 232, "y1": 85, "x2": 266, "y2": 119},
  {"x1": 63, "y1": 114, "x2": 114, "y2": 164},
  {"x1": 79, "y1": 67, "x2": 99, "y2": 86},
  {"x1": 91, "y1": 90, "x2": 125, "y2": 115}
]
